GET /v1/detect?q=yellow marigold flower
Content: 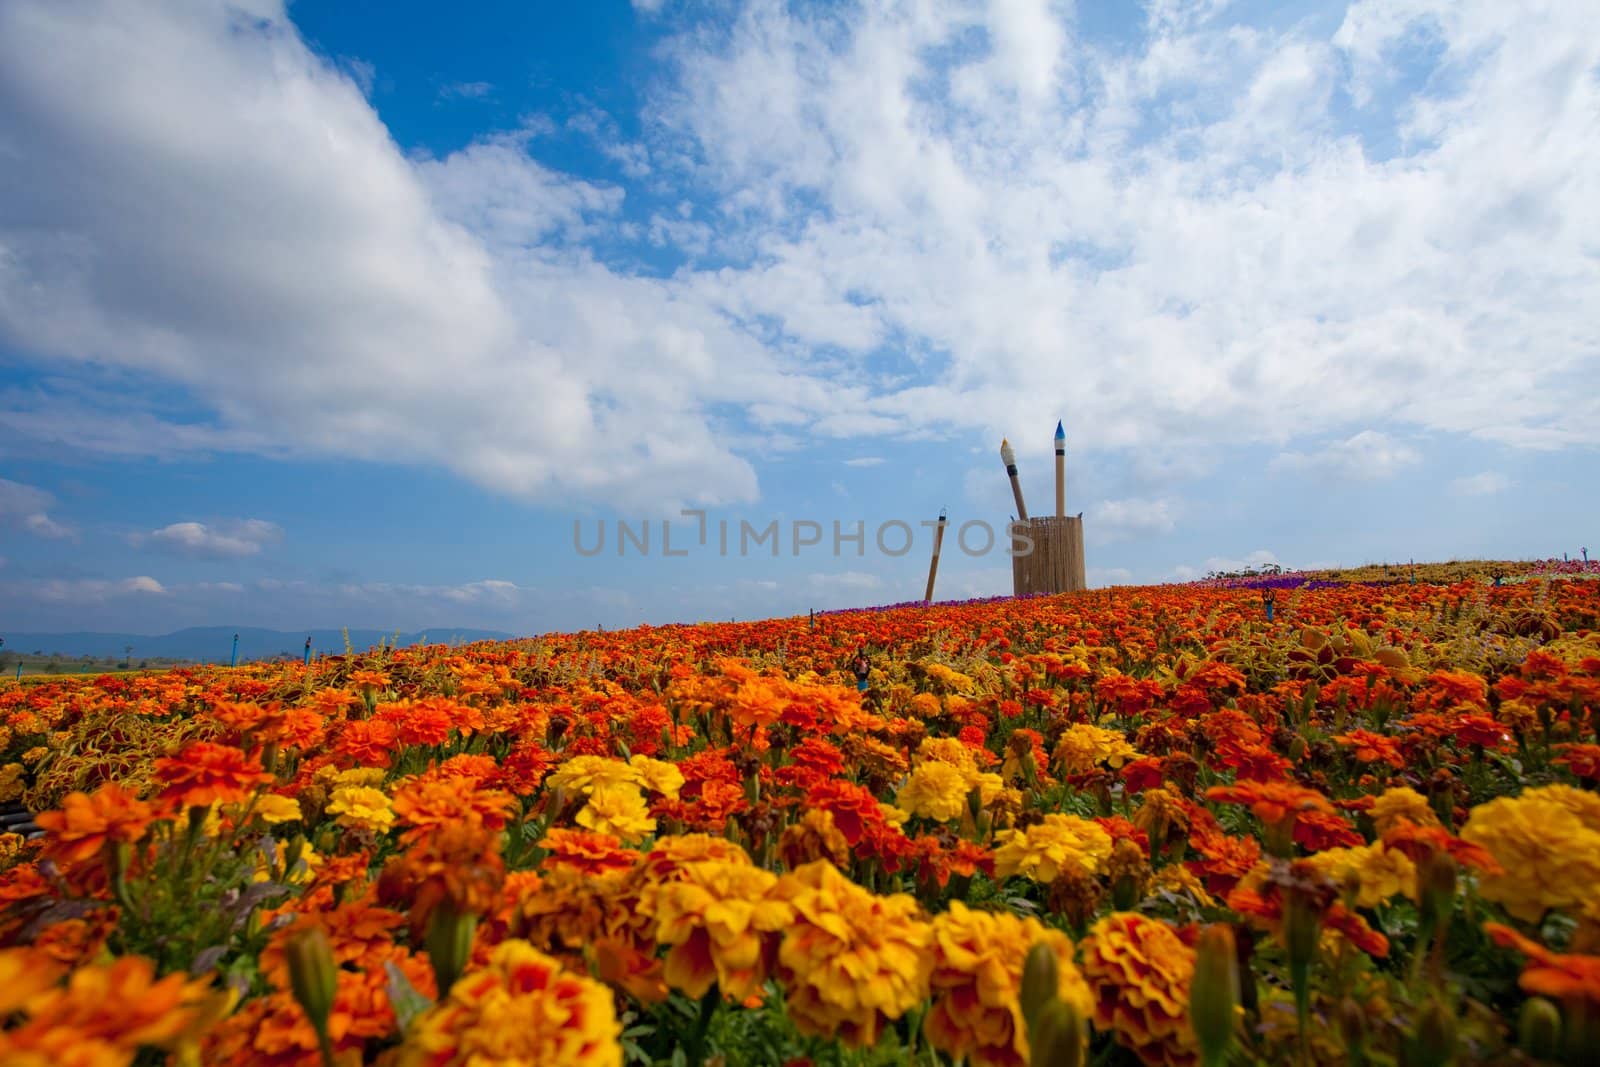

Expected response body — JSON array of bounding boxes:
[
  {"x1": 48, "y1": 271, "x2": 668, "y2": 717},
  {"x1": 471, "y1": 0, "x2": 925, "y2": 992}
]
[
  {"x1": 245, "y1": 794, "x2": 303, "y2": 825},
  {"x1": 253, "y1": 839, "x2": 320, "y2": 885},
  {"x1": 1462, "y1": 785, "x2": 1600, "y2": 922},
  {"x1": 879, "y1": 802, "x2": 911, "y2": 828},
  {"x1": 1301, "y1": 843, "x2": 1417, "y2": 909},
  {"x1": 972, "y1": 771, "x2": 1007, "y2": 806},
  {"x1": 400, "y1": 940, "x2": 622, "y2": 1067},
  {"x1": 778, "y1": 809, "x2": 851, "y2": 871},
  {"x1": 775, "y1": 860, "x2": 934, "y2": 1047},
  {"x1": 1152, "y1": 864, "x2": 1217, "y2": 909},
  {"x1": 1053, "y1": 724, "x2": 1141, "y2": 775},
  {"x1": 576, "y1": 784, "x2": 656, "y2": 843},
  {"x1": 1081, "y1": 913, "x2": 1201, "y2": 1067},
  {"x1": 644, "y1": 860, "x2": 794, "y2": 1001},
  {"x1": 628, "y1": 755, "x2": 684, "y2": 799},
  {"x1": 0, "y1": 832, "x2": 25, "y2": 867},
  {"x1": 0, "y1": 764, "x2": 25, "y2": 804},
  {"x1": 897, "y1": 761, "x2": 971, "y2": 822},
  {"x1": 910, "y1": 692, "x2": 943, "y2": 718},
  {"x1": 1368, "y1": 786, "x2": 1438, "y2": 835},
  {"x1": 325, "y1": 785, "x2": 396, "y2": 834},
  {"x1": 20, "y1": 747, "x2": 49, "y2": 767},
  {"x1": 924, "y1": 663, "x2": 975, "y2": 692},
  {"x1": 333, "y1": 767, "x2": 387, "y2": 790},
  {"x1": 924, "y1": 901, "x2": 1093, "y2": 1067},
  {"x1": 993, "y1": 814, "x2": 1114, "y2": 884},
  {"x1": 547, "y1": 755, "x2": 641, "y2": 797},
  {"x1": 917, "y1": 737, "x2": 981, "y2": 778}
]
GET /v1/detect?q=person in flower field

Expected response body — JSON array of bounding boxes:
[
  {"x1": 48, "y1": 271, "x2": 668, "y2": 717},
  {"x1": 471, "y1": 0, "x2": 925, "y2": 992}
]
[{"x1": 851, "y1": 645, "x2": 871, "y2": 694}]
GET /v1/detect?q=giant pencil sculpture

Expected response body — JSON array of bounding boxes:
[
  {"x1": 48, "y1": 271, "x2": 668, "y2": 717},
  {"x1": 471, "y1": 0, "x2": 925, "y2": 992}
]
[
  {"x1": 1000, "y1": 438, "x2": 1028, "y2": 521},
  {"x1": 1054, "y1": 419, "x2": 1065, "y2": 519},
  {"x1": 923, "y1": 508, "x2": 947, "y2": 604}
]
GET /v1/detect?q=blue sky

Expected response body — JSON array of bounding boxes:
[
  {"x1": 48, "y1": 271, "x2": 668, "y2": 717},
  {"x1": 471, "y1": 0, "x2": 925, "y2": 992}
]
[{"x1": 1, "y1": 0, "x2": 1596, "y2": 635}]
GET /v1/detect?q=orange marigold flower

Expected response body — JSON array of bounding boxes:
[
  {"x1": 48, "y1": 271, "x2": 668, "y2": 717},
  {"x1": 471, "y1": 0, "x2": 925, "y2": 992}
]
[
  {"x1": 1205, "y1": 780, "x2": 1333, "y2": 828},
  {"x1": 1292, "y1": 809, "x2": 1363, "y2": 851},
  {"x1": 35, "y1": 782, "x2": 157, "y2": 871},
  {"x1": 390, "y1": 776, "x2": 514, "y2": 846},
  {"x1": 1379, "y1": 820, "x2": 1502, "y2": 876},
  {"x1": 1081, "y1": 912, "x2": 1200, "y2": 1067},
  {"x1": 6, "y1": 953, "x2": 219, "y2": 1060},
  {"x1": 398, "y1": 940, "x2": 621, "y2": 1067},
  {"x1": 923, "y1": 901, "x2": 1093, "y2": 1067},
  {"x1": 1416, "y1": 670, "x2": 1489, "y2": 712},
  {"x1": 331, "y1": 719, "x2": 399, "y2": 768},
  {"x1": 1331, "y1": 729, "x2": 1405, "y2": 769},
  {"x1": 539, "y1": 828, "x2": 637, "y2": 878},
  {"x1": 379, "y1": 820, "x2": 506, "y2": 929},
  {"x1": 775, "y1": 860, "x2": 934, "y2": 1048},
  {"x1": 154, "y1": 741, "x2": 272, "y2": 809},
  {"x1": 1484, "y1": 922, "x2": 1600, "y2": 1005},
  {"x1": 375, "y1": 700, "x2": 456, "y2": 747}
]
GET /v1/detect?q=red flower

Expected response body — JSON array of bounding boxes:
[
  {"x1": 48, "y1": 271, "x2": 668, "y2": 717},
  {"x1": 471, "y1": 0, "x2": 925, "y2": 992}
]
[
  {"x1": 1121, "y1": 757, "x2": 1166, "y2": 794},
  {"x1": 1554, "y1": 743, "x2": 1600, "y2": 782}
]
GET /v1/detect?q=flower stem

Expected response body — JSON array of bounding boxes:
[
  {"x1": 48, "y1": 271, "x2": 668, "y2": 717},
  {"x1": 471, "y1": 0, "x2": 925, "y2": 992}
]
[{"x1": 685, "y1": 985, "x2": 720, "y2": 1065}]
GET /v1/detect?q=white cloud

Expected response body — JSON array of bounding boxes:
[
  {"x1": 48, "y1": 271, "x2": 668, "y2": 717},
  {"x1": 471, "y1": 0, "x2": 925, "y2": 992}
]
[
  {"x1": 32, "y1": 575, "x2": 167, "y2": 603},
  {"x1": 1, "y1": 0, "x2": 1596, "y2": 517},
  {"x1": 1172, "y1": 549, "x2": 1280, "y2": 581},
  {"x1": 1450, "y1": 470, "x2": 1509, "y2": 496},
  {"x1": 436, "y1": 579, "x2": 521, "y2": 605},
  {"x1": 0, "y1": 2, "x2": 774, "y2": 512},
  {"x1": 1088, "y1": 497, "x2": 1178, "y2": 542},
  {"x1": 843, "y1": 457, "x2": 884, "y2": 467},
  {"x1": 139, "y1": 519, "x2": 284, "y2": 558},
  {"x1": 1270, "y1": 430, "x2": 1421, "y2": 482},
  {"x1": 804, "y1": 571, "x2": 885, "y2": 604},
  {"x1": 0, "y1": 478, "x2": 74, "y2": 539},
  {"x1": 439, "y1": 80, "x2": 492, "y2": 100},
  {"x1": 1088, "y1": 566, "x2": 1135, "y2": 586}
]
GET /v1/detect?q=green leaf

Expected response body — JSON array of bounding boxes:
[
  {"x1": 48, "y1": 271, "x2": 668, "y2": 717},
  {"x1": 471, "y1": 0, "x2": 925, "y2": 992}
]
[{"x1": 384, "y1": 960, "x2": 435, "y2": 1034}]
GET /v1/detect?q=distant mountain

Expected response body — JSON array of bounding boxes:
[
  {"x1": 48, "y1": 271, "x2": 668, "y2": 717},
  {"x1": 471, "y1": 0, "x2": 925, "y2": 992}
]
[{"x1": 0, "y1": 626, "x2": 519, "y2": 664}]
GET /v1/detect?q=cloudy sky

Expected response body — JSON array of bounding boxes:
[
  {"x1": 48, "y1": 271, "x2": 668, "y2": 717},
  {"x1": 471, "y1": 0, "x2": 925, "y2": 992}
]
[{"x1": 1, "y1": 0, "x2": 1596, "y2": 636}]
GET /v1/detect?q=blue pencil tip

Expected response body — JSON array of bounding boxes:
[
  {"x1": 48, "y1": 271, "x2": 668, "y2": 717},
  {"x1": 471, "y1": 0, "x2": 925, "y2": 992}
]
[{"x1": 1054, "y1": 420, "x2": 1064, "y2": 437}]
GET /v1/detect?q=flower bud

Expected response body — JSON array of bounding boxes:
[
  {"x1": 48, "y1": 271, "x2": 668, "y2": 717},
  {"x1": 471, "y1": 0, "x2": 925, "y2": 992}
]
[
  {"x1": 1288, "y1": 735, "x2": 1308, "y2": 763},
  {"x1": 425, "y1": 899, "x2": 478, "y2": 995},
  {"x1": 1339, "y1": 997, "x2": 1368, "y2": 1061},
  {"x1": 1283, "y1": 886, "x2": 1321, "y2": 976},
  {"x1": 1029, "y1": 997, "x2": 1087, "y2": 1067},
  {"x1": 285, "y1": 925, "x2": 337, "y2": 1036},
  {"x1": 1419, "y1": 852, "x2": 1458, "y2": 932},
  {"x1": 1517, "y1": 996, "x2": 1561, "y2": 1060},
  {"x1": 1190, "y1": 925, "x2": 1239, "y2": 1067},
  {"x1": 1405, "y1": 998, "x2": 1457, "y2": 1067},
  {"x1": 968, "y1": 785, "x2": 986, "y2": 824},
  {"x1": 1019, "y1": 942, "x2": 1059, "y2": 1034}
]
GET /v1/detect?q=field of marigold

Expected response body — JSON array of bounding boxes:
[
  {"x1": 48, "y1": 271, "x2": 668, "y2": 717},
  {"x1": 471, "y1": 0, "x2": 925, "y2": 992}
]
[{"x1": 3, "y1": 571, "x2": 1600, "y2": 1066}]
